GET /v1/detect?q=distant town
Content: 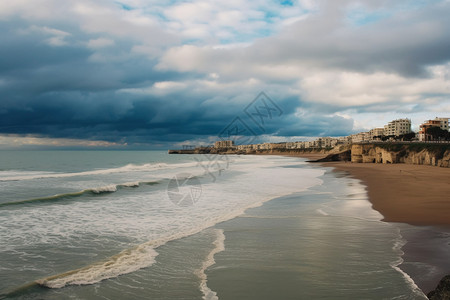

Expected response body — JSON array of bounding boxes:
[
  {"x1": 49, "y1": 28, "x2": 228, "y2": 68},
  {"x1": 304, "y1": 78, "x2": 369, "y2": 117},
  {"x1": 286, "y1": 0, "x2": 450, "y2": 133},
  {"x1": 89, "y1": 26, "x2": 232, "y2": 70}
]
[
  {"x1": 168, "y1": 117, "x2": 450, "y2": 169},
  {"x1": 226, "y1": 116, "x2": 449, "y2": 151},
  {"x1": 172, "y1": 117, "x2": 450, "y2": 154}
]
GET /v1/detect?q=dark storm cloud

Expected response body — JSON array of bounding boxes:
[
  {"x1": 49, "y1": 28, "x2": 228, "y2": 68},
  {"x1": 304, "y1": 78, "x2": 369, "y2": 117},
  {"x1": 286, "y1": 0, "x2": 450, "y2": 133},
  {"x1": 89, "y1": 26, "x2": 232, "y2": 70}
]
[
  {"x1": 274, "y1": 113, "x2": 354, "y2": 137},
  {"x1": 1, "y1": 0, "x2": 450, "y2": 148},
  {"x1": 0, "y1": 18, "x2": 211, "y2": 145},
  {"x1": 0, "y1": 22, "x2": 86, "y2": 72},
  {"x1": 0, "y1": 16, "x2": 340, "y2": 145}
]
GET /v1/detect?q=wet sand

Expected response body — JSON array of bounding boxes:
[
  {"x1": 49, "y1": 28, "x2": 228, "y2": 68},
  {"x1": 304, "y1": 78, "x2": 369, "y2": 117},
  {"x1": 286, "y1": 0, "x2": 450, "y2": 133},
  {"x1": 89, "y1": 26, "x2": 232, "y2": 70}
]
[
  {"x1": 271, "y1": 152, "x2": 450, "y2": 291},
  {"x1": 280, "y1": 152, "x2": 450, "y2": 293},
  {"x1": 314, "y1": 160, "x2": 450, "y2": 294},
  {"x1": 321, "y1": 162, "x2": 450, "y2": 226}
]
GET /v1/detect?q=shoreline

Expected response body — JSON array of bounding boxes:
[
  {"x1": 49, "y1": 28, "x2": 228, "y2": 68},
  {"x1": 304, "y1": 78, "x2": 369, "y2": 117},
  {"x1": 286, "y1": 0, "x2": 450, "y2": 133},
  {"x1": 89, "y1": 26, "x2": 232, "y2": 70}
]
[
  {"x1": 207, "y1": 163, "x2": 426, "y2": 299},
  {"x1": 273, "y1": 152, "x2": 449, "y2": 294},
  {"x1": 320, "y1": 162, "x2": 450, "y2": 226},
  {"x1": 304, "y1": 157, "x2": 450, "y2": 294},
  {"x1": 258, "y1": 151, "x2": 449, "y2": 225}
]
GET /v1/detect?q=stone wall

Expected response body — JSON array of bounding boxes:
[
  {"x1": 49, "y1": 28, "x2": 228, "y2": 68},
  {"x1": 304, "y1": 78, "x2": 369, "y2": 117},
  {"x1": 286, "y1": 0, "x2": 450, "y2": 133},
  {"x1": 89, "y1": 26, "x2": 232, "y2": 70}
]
[{"x1": 351, "y1": 144, "x2": 450, "y2": 167}]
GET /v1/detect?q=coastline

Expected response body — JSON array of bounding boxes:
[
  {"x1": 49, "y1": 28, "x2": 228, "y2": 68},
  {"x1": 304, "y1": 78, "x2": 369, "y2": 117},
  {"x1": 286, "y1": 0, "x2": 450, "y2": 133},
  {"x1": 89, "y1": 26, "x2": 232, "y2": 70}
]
[
  {"x1": 229, "y1": 151, "x2": 449, "y2": 294},
  {"x1": 300, "y1": 156, "x2": 450, "y2": 294},
  {"x1": 320, "y1": 162, "x2": 450, "y2": 226},
  {"x1": 207, "y1": 163, "x2": 427, "y2": 299}
]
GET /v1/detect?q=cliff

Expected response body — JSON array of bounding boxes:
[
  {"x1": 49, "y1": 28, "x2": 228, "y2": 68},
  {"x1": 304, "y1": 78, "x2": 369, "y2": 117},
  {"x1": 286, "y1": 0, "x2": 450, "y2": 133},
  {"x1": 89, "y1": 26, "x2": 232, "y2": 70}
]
[
  {"x1": 350, "y1": 143, "x2": 450, "y2": 167},
  {"x1": 428, "y1": 275, "x2": 450, "y2": 300}
]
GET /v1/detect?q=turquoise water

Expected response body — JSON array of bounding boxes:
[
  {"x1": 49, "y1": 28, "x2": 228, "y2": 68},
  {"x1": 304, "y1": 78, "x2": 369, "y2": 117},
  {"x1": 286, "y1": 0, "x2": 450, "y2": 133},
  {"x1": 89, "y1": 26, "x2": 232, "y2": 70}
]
[{"x1": 0, "y1": 151, "x2": 431, "y2": 299}]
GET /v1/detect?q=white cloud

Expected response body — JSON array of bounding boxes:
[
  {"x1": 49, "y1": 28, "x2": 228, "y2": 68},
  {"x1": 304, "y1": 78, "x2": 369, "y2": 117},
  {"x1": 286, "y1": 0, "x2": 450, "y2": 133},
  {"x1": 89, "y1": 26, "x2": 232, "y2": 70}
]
[
  {"x1": 87, "y1": 37, "x2": 115, "y2": 48},
  {"x1": 19, "y1": 25, "x2": 71, "y2": 46},
  {"x1": 0, "y1": 135, "x2": 126, "y2": 149},
  {"x1": 160, "y1": 0, "x2": 312, "y2": 42},
  {"x1": 154, "y1": 0, "x2": 450, "y2": 112},
  {"x1": 0, "y1": 0, "x2": 71, "y2": 20}
]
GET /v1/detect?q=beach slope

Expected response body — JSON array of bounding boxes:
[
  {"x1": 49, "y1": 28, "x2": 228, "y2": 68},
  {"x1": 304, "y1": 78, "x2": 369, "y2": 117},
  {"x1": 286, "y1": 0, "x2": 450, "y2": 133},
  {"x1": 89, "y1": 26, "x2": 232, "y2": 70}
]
[{"x1": 323, "y1": 162, "x2": 450, "y2": 226}]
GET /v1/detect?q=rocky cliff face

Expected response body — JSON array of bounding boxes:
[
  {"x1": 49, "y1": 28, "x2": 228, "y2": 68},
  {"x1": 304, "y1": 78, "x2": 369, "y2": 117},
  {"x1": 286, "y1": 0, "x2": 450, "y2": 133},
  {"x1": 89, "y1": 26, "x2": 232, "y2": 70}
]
[
  {"x1": 351, "y1": 144, "x2": 450, "y2": 167},
  {"x1": 428, "y1": 275, "x2": 450, "y2": 300}
]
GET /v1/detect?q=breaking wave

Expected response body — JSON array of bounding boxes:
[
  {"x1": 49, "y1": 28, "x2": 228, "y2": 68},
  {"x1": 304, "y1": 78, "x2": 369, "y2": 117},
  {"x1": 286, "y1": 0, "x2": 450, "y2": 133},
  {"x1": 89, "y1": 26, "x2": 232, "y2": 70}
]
[
  {"x1": 0, "y1": 181, "x2": 160, "y2": 208},
  {"x1": 36, "y1": 244, "x2": 159, "y2": 288},
  {"x1": 0, "y1": 162, "x2": 199, "y2": 182}
]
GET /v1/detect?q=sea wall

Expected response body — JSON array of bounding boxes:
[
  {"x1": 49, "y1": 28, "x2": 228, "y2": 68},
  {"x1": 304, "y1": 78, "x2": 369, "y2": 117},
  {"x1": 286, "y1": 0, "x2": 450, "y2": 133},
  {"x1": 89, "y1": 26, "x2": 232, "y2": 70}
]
[{"x1": 350, "y1": 143, "x2": 450, "y2": 167}]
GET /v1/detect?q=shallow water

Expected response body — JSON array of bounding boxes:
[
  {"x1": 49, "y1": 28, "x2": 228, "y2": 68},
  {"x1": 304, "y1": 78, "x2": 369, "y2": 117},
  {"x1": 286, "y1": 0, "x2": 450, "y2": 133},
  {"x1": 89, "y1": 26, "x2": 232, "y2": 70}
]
[
  {"x1": 0, "y1": 151, "x2": 435, "y2": 299},
  {"x1": 206, "y1": 168, "x2": 427, "y2": 300}
]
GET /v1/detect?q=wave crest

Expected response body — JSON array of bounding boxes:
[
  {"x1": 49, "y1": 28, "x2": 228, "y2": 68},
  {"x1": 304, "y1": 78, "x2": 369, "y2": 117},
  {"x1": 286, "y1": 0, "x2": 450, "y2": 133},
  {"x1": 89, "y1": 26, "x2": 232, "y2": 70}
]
[
  {"x1": 0, "y1": 161, "x2": 199, "y2": 182},
  {"x1": 91, "y1": 184, "x2": 118, "y2": 194},
  {"x1": 0, "y1": 181, "x2": 159, "y2": 208},
  {"x1": 36, "y1": 244, "x2": 159, "y2": 288}
]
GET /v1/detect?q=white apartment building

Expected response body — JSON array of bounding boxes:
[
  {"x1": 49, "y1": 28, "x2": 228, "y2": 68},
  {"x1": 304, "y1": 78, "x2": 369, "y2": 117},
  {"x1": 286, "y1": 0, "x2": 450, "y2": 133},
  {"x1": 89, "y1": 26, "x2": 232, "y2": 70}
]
[
  {"x1": 317, "y1": 137, "x2": 339, "y2": 148},
  {"x1": 295, "y1": 141, "x2": 307, "y2": 149},
  {"x1": 418, "y1": 117, "x2": 450, "y2": 141},
  {"x1": 336, "y1": 136, "x2": 352, "y2": 145},
  {"x1": 350, "y1": 132, "x2": 371, "y2": 143},
  {"x1": 369, "y1": 128, "x2": 385, "y2": 138},
  {"x1": 384, "y1": 119, "x2": 411, "y2": 136},
  {"x1": 434, "y1": 117, "x2": 449, "y2": 131},
  {"x1": 236, "y1": 144, "x2": 252, "y2": 151}
]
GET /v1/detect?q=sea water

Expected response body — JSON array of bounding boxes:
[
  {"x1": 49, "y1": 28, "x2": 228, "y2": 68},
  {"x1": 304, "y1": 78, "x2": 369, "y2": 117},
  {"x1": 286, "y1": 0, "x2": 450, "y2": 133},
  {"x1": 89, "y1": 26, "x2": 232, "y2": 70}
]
[{"x1": 0, "y1": 151, "x2": 429, "y2": 299}]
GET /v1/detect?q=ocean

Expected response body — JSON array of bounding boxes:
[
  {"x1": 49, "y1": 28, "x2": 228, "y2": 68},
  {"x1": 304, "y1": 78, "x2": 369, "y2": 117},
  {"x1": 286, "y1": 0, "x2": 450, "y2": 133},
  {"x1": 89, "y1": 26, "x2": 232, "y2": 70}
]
[{"x1": 0, "y1": 150, "x2": 432, "y2": 299}]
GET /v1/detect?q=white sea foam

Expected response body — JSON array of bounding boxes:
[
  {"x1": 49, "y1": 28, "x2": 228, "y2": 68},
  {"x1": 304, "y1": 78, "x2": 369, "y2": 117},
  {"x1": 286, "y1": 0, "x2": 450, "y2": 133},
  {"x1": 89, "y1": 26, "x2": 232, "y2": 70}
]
[
  {"x1": 122, "y1": 181, "x2": 140, "y2": 187},
  {"x1": 0, "y1": 180, "x2": 164, "y2": 208},
  {"x1": 316, "y1": 208, "x2": 329, "y2": 216},
  {"x1": 29, "y1": 173, "x2": 321, "y2": 289},
  {"x1": 90, "y1": 184, "x2": 118, "y2": 194},
  {"x1": 36, "y1": 225, "x2": 226, "y2": 289},
  {"x1": 1, "y1": 155, "x2": 325, "y2": 289},
  {"x1": 0, "y1": 162, "x2": 200, "y2": 182},
  {"x1": 196, "y1": 229, "x2": 225, "y2": 300},
  {"x1": 390, "y1": 229, "x2": 427, "y2": 299},
  {"x1": 36, "y1": 244, "x2": 159, "y2": 288},
  {"x1": 0, "y1": 170, "x2": 55, "y2": 181}
]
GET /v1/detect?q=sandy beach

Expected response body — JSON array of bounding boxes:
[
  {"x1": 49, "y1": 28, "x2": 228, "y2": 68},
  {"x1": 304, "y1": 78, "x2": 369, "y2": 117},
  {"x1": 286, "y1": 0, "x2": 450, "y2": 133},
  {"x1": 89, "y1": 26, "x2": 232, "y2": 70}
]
[
  {"x1": 265, "y1": 154, "x2": 450, "y2": 293},
  {"x1": 321, "y1": 162, "x2": 450, "y2": 226}
]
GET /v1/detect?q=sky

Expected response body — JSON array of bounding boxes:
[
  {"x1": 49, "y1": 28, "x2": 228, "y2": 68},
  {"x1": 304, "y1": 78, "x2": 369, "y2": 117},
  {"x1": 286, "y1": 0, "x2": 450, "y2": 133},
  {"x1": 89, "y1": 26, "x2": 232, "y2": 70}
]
[{"x1": 1, "y1": 0, "x2": 450, "y2": 149}]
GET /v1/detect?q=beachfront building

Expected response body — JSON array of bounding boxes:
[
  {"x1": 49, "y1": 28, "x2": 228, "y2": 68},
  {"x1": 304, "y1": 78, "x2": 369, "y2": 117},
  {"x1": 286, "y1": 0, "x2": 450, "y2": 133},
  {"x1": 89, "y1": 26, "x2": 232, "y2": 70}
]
[
  {"x1": 301, "y1": 141, "x2": 311, "y2": 148},
  {"x1": 286, "y1": 142, "x2": 299, "y2": 149},
  {"x1": 317, "y1": 137, "x2": 337, "y2": 148},
  {"x1": 369, "y1": 128, "x2": 385, "y2": 140},
  {"x1": 418, "y1": 117, "x2": 450, "y2": 141},
  {"x1": 258, "y1": 143, "x2": 271, "y2": 150},
  {"x1": 214, "y1": 140, "x2": 234, "y2": 148},
  {"x1": 336, "y1": 136, "x2": 352, "y2": 145},
  {"x1": 383, "y1": 118, "x2": 411, "y2": 136},
  {"x1": 434, "y1": 117, "x2": 449, "y2": 131},
  {"x1": 270, "y1": 142, "x2": 287, "y2": 150},
  {"x1": 350, "y1": 132, "x2": 371, "y2": 143},
  {"x1": 236, "y1": 144, "x2": 253, "y2": 151},
  {"x1": 292, "y1": 141, "x2": 308, "y2": 149}
]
